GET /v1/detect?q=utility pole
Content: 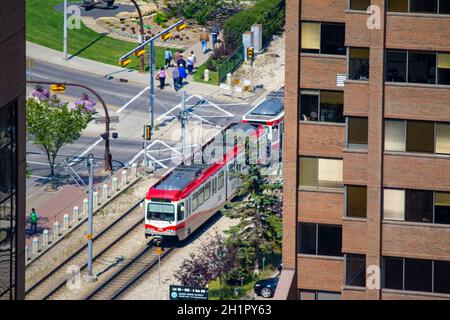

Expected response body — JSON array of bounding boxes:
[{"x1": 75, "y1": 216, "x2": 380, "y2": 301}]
[
  {"x1": 86, "y1": 154, "x2": 95, "y2": 281},
  {"x1": 180, "y1": 91, "x2": 187, "y2": 164},
  {"x1": 63, "y1": 0, "x2": 68, "y2": 60}
]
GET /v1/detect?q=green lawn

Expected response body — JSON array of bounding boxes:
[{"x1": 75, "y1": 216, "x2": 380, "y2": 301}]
[{"x1": 26, "y1": 0, "x2": 166, "y2": 69}]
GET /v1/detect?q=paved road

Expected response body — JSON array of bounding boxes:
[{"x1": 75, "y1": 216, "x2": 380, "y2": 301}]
[{"x1": 26, "y1": 61, "x2": 253, "y2": 192}]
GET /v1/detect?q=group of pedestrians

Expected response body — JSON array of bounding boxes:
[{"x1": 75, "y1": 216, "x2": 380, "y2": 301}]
[
  {"x1": 158, "y1": 49, "x2": 197, "y2": 91},
  {"x1": 157, "y1": 25, "x2": 221, "y2": 91}
]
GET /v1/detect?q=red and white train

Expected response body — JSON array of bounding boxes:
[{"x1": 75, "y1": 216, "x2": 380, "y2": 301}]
[
  {"x1": 145, "y1": 90, "x2": 284, "y2": 243},
  {"x1": 144, "y1": 123, "x2": 266, "y2": 242},
  {"x1": 242, "y1": 90, "x2": 284, "y2": 162}
]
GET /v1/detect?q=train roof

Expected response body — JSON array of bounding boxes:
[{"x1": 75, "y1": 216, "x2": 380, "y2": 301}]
[
  {"x1": 155, "y1": 164, "x2": 208, "y2": 191},
  {"x1": 243, "y1": 91, "x2": 285, "y2": 124},
  {"x1": 146, "y1": 123, "x2": 265, "y2": 201}
]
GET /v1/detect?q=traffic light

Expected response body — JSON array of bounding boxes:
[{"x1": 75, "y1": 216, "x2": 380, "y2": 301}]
[
  {"x1": 50, "y1": 84, "x2": 66, "y2": 93},
  {"x1": 134, "y1": 50, "x2": 146, "y2": 58},
  {"x1": 176, "y1": 23, "x2": 187, "y2": 32},
  {"x1": 144, "y1": 125, "x2": 151, "y2": 141},
  {"x1": 161, "y1": 33, "x2": 172, "y2": 41},
  {"x1": 247, "y1": 47, "x2": 254, "y2": 61},
  {"x1": 119, "y1": 58, "x2": 132, "y2": 67}
]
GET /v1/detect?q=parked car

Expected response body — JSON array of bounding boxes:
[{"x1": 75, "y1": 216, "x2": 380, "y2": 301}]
[{"x1": 253, "y1": 277, "x2": 279, "y2": 298}]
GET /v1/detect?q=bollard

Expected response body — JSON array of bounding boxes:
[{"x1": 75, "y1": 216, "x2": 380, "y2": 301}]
[
  {"x1": 131, "y1": 163, "x2": 137, "y2": 178},
  {"x1": 121, "y1": 170, "x2": 128, "y2": 186},
  {"x1": 93, "y1": 191, "x2": 99, "y2": 207},
  {"x1": 204, "y1": 69, "x2": 210, "y2": 82},
  {"x1": 112, "y1": 177, "x2": 118, "y2": 193},
  {"x1": 226, "y1": 73, "x2": 232, "y2": 87},
  {"x1": 102, "y1": 184, "x2": 109, "y2": 200},
  {"x1": 42, "y1": 229, "x2": 49, "y2": 247},
  {"x1": 53, "y1": 221, "x2": 60, "y2": 239},
  {"x1": 82, "y1": 199, "x2": 89, "y2": 217},
  {"x1": 25, "y1": 246, "x2": 29, "y2": 262},
  {"x1": 73, "y1": 206, "x2": 80, "y2": 223},
  {"x1": 63, "y1": 214, "x2": 70, "y2": 231},
  {"x1": 32, "y1": 237, "x2": 39, "y2": 255}
]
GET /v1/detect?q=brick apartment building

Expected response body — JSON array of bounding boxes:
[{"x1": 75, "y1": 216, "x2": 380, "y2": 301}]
[
  {"x1": 276, "y1": 0, "x2": 450, "y2": 300},
  {"x1": 0, "y1": 0, "x2": 26, "y2": 300}
]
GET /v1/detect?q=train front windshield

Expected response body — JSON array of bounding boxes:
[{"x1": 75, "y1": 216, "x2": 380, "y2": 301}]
[{"x1": 147, "y1": 202, "x2": 175, "y2": 222}]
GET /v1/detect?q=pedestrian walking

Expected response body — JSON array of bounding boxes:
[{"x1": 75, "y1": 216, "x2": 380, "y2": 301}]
[
  {"x1": 172, "y1": 67, "x2": 180, "y2": 92},
  {"x1": 177, "y1": 54, "x2": 186, "y2": 69},
  {"x1": 158, "y1": 67, "x2": 167, "y2": 89},
  {"x1": 29, "y1": 208, "x2": 39, "y2": 235},
  {"x1": 211, "y1": 25, "x2": 220, "y2": 48},
  {"x1": 187, "y1": 51, "x2": 196, "y2": 75},
  {"x1": 199, "y1": 28, "x2": 210, "y2": 54},
  {"x1": 178, "y1": 63, "x2": 187, "y2": 87},
  {"x1": 173, "y1": 51, "x2": 181, "y2": 66},
  {"x1": 164, "y1": 48, "x2": 173, "y2": 67}
]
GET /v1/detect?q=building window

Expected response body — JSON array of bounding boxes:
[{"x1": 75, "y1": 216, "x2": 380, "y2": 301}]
[
  {"x1": 301, "y1": 22, "x2": 345, "y2": 55},
  {"x1": 0, "y1": 101, "x2": 18, "y2": 300},
  {"x1": 383, "y1": 257, "x2": 404, "y2": 290},
  {"x1": 297, "y1": 223, "x2": 342, "y2": 257},
  {"x1": 384, "y1": 188, "x2": 450, "y2": 224},
  {"x1": 386, "y1": 50, "x2": 450, "y2": 85},
  {"x1": 406, "y1": 120, "x2": 435, "y2": 153},
  {"x1": 387, "y1": 0, "x2": 448, "y2": 13},
  {"x1": 298, "y1": 290, "x2": 341, "y2": 300},
  {"x1": 345, "y1": 254, "x2": 366, "y2": 287},
  {"x1": 437, "y1": 53, "x2": 450, "y2": 85},
  {"x1": 383, "y1": 189, "x2": 405, "y2": 221},
  {"x1": 385, "y1": 119, "x2": 450, "y2": 155},
  {"x1": 386, "y1": 50, "x2": 407, "y2": 82},
  {"x1": 350, "y1": 0, "x2": 370, "y2": 10},
  {"x1": 384, "y1": 120, "x2": 406, "y2": 152},
  {"x1": 347, "y1": 117, "x2": 368, "y2": 149},
  {"x1": 321, "y1": 23, "x2": 346, "y2": 55},
  {"x1": 383, "y1": 257, "x2": 450, "y2": 294},
  {"x1": 388, "y1": 0, "x2": 409, "y2": 12},
  {"x1": 299, "y1": 157, "x2": 343, "y2": 189},
  {"x1": 299, "y1": 90, "x2": 344, "y2": 123},
  {"x1": 349, "y1": 48, "x2": 370, "y2": 80},
  {"x1": 405, "y1": 259, "x2": 433, "y2": 292},
  {"x1": 346, "y1": 186, "x2": 367, "y2": 218},
  {"x1": 434, "y1": 192, "x2": 450, "y2": 224},
  {"x1": 434, "y1": 261, "x2": 450, "y2": 294},
  {"x1": 408, "y1": 51, "x2": 436, "y2": 84}
]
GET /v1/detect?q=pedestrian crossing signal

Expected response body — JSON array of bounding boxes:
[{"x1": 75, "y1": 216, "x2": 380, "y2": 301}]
[
  {"x1": 50, "y1": 84, "x2": 66, "y2": 93},
  {"x1": 144, "y1": 125, "x2": 151, "y2": 141},
  {"x1": 247, "y1": 47, "x2": 254, "y2": 61}
]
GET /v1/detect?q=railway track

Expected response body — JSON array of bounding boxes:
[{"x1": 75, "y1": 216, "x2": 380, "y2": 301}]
[
  {"x1": 25, "y1": 199, "x2": 145, "y2": 300},
  {"x1": 84, "y1": 245, "x2": 174, "y2": 300}
]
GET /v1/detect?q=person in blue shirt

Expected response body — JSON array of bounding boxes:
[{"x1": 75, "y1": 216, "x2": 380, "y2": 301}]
[
  {"x1": 164, "y1": 49, "x2": 173, "y2": 68},
  {"x1": 178, "y1": 63, "x2": 187, "y2": 87}
]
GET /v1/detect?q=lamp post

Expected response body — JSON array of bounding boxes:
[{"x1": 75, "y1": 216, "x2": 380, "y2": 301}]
[
  {"x1": 26, "y1": 80, "x2": 113, "y2": 172},
  {"x1": 63, "y1": 0, "x2": 68, "y2": 60},
  {"x1": 119, "y1": 20, "x2": 185, "y2": 169},
  {"x1": 129, "y1": 0, "x2": 145, "y2": 73}
]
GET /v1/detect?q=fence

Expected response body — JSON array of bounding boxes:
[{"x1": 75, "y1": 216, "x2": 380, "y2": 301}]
[{"x1": 217, "y1": 45, "x2": 244, "y2": 84}]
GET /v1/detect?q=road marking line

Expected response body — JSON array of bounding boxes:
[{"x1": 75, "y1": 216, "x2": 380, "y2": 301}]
[
  {"x1": 27, "y1": 161, "x2": 50, "y2": 166},
  {"x1": 117, "y1": 87, "x2": 149, "y2": 114},
  {"x1": 68, "y1": 138, "x2": 103, "y2": 166}
]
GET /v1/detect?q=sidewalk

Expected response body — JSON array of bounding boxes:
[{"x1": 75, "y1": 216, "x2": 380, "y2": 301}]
[{"x1": 26, "y1": 41, "x2": 219, "y2": 97}]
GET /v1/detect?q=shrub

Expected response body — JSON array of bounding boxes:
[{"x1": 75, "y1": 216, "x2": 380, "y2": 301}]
[
  {"x1": 154, "y1": 11, "x2": 168, "y2": 25},
  {"x1": 223, "y1": 0, "x2": 285, "y2": 50}
]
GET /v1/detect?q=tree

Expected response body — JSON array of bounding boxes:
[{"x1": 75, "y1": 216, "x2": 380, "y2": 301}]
[
  {"x1": 26, "y1": 87, "x2": 95, "y2": 189},
  {"x1": 175, "y1": 231, "x2": 237, "y2": 296},
  {"x1": 223, "y1": 165, "x2": 282, "y2": 277}
]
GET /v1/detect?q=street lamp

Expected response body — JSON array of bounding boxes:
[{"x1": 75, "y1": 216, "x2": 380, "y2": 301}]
[
  {"x1": 119, "y1": 19, "x2": 185, "y2": 169},
  {"x1": 129, "y1": 0, "x2": 146, "y2": 74},
  {"x1": 26, "y1": 80, "x2": 113, "y2": 172}
]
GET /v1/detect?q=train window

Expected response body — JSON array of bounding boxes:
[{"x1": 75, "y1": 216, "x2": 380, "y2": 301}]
[
  {"x1": 212, "y1": 178, "x2": 217, "y2": 194},
  {"x1": 218, "y1": 172, "x2": 225, "y2": 190},
  {"x1": 192, "y1": 192, "x2": 198, "y2": 211},
  {"x1": 198, "y1": 187, "x2": 205, "y2": 206},
  {"x1": 205, "y1": 182, "x2": 211, "y2": 201},
  {"x1": 177, "y1": 202, "x2": 185, "y2": 221}
]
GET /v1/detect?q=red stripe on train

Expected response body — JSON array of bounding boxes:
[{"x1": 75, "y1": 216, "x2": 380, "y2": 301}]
[{"x1": 145, "y1": 223, "x2": 186, "y2": 232}]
